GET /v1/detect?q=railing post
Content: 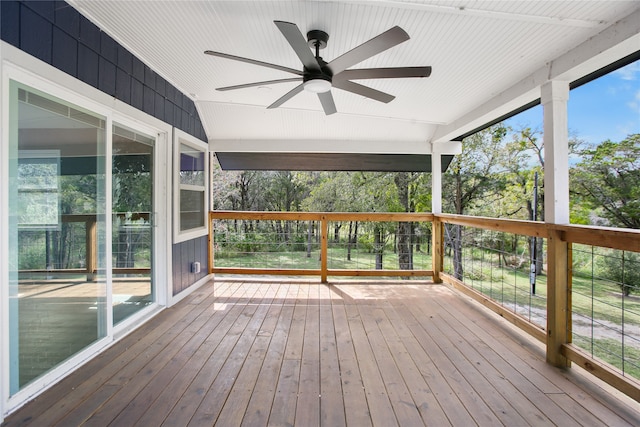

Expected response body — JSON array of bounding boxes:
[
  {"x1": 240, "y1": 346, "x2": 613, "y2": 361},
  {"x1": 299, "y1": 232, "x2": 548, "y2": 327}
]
[
  {"x1": 546, "y1": 228, "x2": 570, "y2": 367},
  {"x1": 86, "y1": 218, "x2": 97, "y2": 282},
  {"x1": 321, "y1": 216, "x2": 328, "y2": 283},
  {"x1": 432, "y1": 216, "x2": 443, "y2": 283}
]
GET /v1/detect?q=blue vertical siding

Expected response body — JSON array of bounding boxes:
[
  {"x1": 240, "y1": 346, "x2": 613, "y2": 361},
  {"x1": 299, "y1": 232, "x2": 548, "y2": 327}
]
[{"x1": 172, "y1": 236, "x2": 209, "y2": 296}]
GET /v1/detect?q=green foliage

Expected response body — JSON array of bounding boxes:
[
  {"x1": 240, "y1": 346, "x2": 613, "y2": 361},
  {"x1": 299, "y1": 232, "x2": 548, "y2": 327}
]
[
  {"x1": 601, "y1": 251, "x2": 640, "y2": 296},
  {"x1": 18, "y1": 241, "x2": 45, "y2": 270},
  {"x1": 302, "y1": 172, "x2": 358, "y2": 212},
  {"x1": 443, "y1": 124, "x2": 509, "y2": 215},
  {"x1": 572, "y1": 134, "x2": 640, "y2": 229},
  {"x1": 357, "y1": 233, "x2": 375, "y2": 253},
  {"x1": 113, "y1": 155, "x2": 152, "y2": 213}
]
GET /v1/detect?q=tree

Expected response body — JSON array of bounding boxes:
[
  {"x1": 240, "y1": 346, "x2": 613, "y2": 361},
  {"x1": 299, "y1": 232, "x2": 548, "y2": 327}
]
[
  {"x1": 572, "y1": 134, "x2": 640, "y2": 229},
  {"x1": 443, "y1": 124, "x2": 509, "y2": 279},
  {"x1": 602, "y1": 251, "x2": 640, "y2": 296},
  {"x1": 504, "y1": 127, "x2": 546, "y2": 275},
  {"x1": 394, "y1": 172, "x2": 419, "y2": 271},
  {"x1": 112, "y1": 154, "x2": 152, "y2": 269},
  {"x1": 210, "y1": 161, "x2": 241, "y2": 210}
]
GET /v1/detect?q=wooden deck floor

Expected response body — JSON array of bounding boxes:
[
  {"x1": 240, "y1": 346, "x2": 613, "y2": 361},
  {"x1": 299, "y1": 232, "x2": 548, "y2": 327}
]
[{"x1": 3, "y1": 280, "x2": 639, "y2": 426}]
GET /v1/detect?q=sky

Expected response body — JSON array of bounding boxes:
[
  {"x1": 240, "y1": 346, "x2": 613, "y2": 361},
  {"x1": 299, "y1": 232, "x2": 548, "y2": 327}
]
[{"x1": 505, "y1": 60, "x2": 640, "y2": 146}]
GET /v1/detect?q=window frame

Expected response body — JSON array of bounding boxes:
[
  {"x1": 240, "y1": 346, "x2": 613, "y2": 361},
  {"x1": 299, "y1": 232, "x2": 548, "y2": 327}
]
[{"x1": 173, "y1": 128, "x2": 208, "y2": 243}]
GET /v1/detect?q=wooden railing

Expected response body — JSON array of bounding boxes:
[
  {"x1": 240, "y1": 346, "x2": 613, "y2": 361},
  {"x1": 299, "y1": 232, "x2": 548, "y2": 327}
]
[
  {"x1": 209, "y1": 210, "x2": 640, "y2": 401},
  {"x1": 209, "y1": 211, "x2": 435, "y2": 282},
  {"x1": 434, "y1": 213, "x2": 640, "y2": 402},
  {"x1": 19, "y1": 213, "x2": 151, "y2": 280}
]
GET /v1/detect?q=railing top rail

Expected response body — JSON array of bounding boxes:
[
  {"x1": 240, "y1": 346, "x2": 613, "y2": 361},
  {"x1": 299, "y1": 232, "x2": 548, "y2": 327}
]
[
  {"x1": 57, "y1": 213, "x2": 152, "y2": 223},
  {"x1": 61, "y1": 214, "x2": 97, "y2": 222},
  {"x1": 552, "y1": 223, "x2": 640, "y2": 252},
  {"x1": 435, "y1": 213, "x2": 639, "y2": 252},
  {"x1": 209, "y1": 210, "x2": 639, "y2": 253},
  {"x1": 210, "y1": 210, "x2": 434, "y2": 222},
  {"x1": 435, "y1": 213, "x2": 547, "y2": 238}
]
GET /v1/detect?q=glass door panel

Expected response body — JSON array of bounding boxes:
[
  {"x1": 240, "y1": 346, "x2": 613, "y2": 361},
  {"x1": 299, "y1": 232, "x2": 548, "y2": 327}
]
[
  {"x1": 8, "y1": 81, "x2": 107, "y2": 393},
  {"x1": 112, "y1": 124, "x2": 154, "y2": 324}
]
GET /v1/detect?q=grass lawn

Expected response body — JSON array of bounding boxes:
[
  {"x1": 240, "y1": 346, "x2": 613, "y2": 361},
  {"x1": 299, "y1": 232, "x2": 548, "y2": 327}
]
[
  {"x1": 214, "y1": 245, "x2": 434, "y2": 272},
  {"x1": 443, "y1": 253, "x2": 640, "y2": 380}
]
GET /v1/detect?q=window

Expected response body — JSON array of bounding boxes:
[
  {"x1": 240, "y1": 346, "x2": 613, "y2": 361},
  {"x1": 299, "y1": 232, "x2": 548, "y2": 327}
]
[{"x1": 173, "y1": 128, "x2": 208, "y2": 242}]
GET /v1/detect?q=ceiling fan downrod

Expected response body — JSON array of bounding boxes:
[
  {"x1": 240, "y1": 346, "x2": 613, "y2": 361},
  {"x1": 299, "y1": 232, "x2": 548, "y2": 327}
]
[
  {"x1": 307, "y1": 29, "x2": 329, "y2": 55},
  {"x1": 304, "y1": 29, "x2": 332, "y2": 93}
]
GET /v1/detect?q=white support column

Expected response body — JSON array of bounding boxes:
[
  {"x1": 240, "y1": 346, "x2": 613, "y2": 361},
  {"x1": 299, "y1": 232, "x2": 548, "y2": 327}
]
[
  {"x1": 542, "y1": 80, "x2": 570, "y2": 224},
  {"x1": 431, "y1": 153, "x2": 442, "y2": 214},
  {"x1": 542, "y1": 80, "x2": 571, "y2": 368}
]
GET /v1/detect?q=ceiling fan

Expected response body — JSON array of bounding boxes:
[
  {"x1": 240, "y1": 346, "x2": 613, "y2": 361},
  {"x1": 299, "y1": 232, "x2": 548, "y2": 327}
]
[{"x1": 205, "y1": 21, "x2": 431, "y2": 115}]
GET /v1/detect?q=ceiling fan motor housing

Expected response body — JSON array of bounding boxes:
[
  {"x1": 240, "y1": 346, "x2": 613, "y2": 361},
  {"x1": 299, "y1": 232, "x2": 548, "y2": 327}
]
[{"x1": 303, "y1": 56, "x2": 333, "y2": 81}]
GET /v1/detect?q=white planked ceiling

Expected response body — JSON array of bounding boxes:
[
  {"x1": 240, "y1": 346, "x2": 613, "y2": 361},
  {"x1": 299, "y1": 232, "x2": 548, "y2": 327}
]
[{"x1": 68, "y1": 1, "x2": 640, "y2": 156}]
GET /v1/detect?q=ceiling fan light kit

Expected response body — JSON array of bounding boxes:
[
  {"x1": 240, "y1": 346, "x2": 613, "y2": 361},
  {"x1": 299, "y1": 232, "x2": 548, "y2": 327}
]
[
  {"x1": 205, "y1": 20, "x2": 431, "y2": 115},
  {"x1": 303, "y1": 78, "x2": 332, "y2": 93}
]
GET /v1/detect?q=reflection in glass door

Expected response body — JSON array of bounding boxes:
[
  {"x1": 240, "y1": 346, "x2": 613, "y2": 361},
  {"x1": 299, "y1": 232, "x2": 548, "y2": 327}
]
[
  {"x1": 112, "y1": 124, "x2": 154, "y2": 324},
  {"x1": 8, "y1": 81, "x2": 107, "y2": 393}
]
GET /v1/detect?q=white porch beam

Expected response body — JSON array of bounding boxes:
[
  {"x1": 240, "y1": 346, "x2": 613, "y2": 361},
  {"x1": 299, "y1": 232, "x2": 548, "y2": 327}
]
[
  {"x1": 211, "y1": 139, "x2": 462, "y2": 155},
  {"x1": 211, "y1": 139, "x2": 464, "y2": 156},
  {"x1": 432, "y1": 7, "x2": 640, "y2": 143}
]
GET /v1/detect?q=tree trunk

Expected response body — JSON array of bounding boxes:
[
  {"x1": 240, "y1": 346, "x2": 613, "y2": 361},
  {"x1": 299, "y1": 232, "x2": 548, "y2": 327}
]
[
  {"x1": 394, "y1": 172, "x2": 413, "y2": 273},
  {"x1": 347, "y1": 221, "x2": 353, "y2": 261},
  {"x1": 452, "y1": 225, "x2": 463, "y2": 280},
  {"x1": 393, "y1": 231, "x2": 397, "y2": 254},
  {"x1": 306, "y1": 220, "x2": 312, "y2": 258},
  {"x1": 284, "y1": 221, "x2": 290, "y2": 243},
  {"x1": 275, "y1": 220, "x2": 283, "y2": 241},
  {"x1": 117, "y1": 226, "x2": 131, "y2": 268},
  {"x1": 397, "y1": 222, "x2": 412, "y2": 270},
  {"x1": 374, "y1": 225, "x2": 383, "y2": 270},
  {"x1": 353, "y1": 222, "x2": 359, "y2": 244}
]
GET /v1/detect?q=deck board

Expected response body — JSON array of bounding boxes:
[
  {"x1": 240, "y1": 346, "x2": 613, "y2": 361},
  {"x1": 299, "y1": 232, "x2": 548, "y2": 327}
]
[{"x1": 3, "y1": 280, "x2": 639, "y2": 427}]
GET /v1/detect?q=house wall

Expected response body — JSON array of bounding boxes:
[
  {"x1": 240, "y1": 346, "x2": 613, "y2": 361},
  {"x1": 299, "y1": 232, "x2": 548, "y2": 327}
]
[
  {"x1": 1, "y1": 0, "x2": 210, "y2": 298},
  {"x1": 173, "y1": 236, "x2": 209, "y2": 295}
]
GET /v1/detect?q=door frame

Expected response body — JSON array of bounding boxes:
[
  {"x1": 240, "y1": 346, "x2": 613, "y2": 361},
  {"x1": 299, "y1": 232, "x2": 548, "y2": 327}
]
[{"x1": 1, "y1": 41, "x2": 173, "y2": 418}]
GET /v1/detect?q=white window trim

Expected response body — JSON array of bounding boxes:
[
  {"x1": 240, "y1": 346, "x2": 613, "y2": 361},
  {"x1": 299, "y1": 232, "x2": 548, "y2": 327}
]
[{"x1": 173, "y1": 128, "x2": 209, "y2": 243}]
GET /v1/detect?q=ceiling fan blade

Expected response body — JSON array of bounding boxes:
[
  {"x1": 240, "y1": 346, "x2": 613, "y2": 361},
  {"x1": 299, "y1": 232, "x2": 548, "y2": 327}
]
[
  {"x1": 274, "y1": 21, "x2": 321, "y2": 72},
  {"x1": 216, "y1": 78, "x2": 302, "y2": 92},
  {"x1": 334, "y1": 66, "x2": 431, "y2": 81},
  {"x1": 318, "y1": 91, "x2": 337, "y2": 115},
  {"x1": 267, "y1": 83, "x2": 305, "y2": 109},
  {"x1": 205, "y1": 50, "x2": 303, "y2": 76},
  {"x1": 332, "y1": 80, "x2": 395, "y2": 103},
  {"x1": 328, "y1": 26, "x2": 410, "y2": 75}
]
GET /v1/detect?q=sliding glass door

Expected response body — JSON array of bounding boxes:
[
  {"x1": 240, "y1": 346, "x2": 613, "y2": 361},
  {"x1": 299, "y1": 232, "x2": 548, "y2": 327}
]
[
  {"x1": 8, "y1": 81, "x2": 108, "y2": 393},
  {"x1": 112, "y1": 124, "x2": 155, "y2": 324},
  {"x1": 6, "y1": 82, "x2": 161, "y2": 396}
]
